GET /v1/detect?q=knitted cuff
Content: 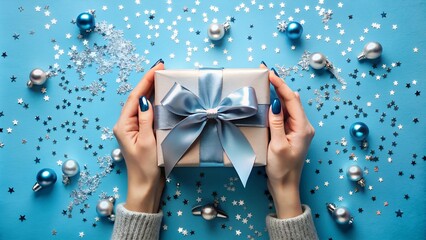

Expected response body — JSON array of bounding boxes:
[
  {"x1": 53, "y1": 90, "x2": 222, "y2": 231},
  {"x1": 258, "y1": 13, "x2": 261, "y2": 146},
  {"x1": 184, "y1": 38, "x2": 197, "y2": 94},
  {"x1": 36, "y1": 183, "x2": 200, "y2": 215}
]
[
  {"x1": 266, "y1": 204, "x2": 318, "y2": 240},
  {"x1": 111, "y1": 203, "x2": 163, "y2": 240}
]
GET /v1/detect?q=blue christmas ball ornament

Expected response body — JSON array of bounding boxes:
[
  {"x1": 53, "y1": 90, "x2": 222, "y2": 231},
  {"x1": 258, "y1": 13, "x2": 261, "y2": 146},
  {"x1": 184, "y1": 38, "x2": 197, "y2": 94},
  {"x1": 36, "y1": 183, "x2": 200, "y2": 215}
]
[
  {"x1": 349, "y1": 122, "x2": 369, "y2": 141},
  {"x1": 286, "y1": 22, "x2": 303, "y2": 40},
  {"x1": 76, "y1": 12, "x2": 95, "y2": 32},
  {"x1": 32, "y1": 168, "x2": 57, "y2": 192}
]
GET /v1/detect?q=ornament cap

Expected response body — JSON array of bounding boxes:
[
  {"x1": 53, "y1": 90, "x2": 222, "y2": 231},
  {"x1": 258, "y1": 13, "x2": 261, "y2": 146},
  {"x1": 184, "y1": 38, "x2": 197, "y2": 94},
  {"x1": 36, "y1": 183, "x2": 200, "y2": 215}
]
[
  {"x1": 27, "y1": 80, "x2": 34, "y2": 88},
  {"x1": 216, "y1": 209, "x2": 228, "y2": 219},
  {"x1": 223, "y1": 21, "x2": 231, "y2": 31},
  {"x1": 108, "y1": 196, "x2": 116, "y2": 203},
  {"x1": 32, "y1": 182, "x2": 42, "y2": 192},
  {"x1": 326, "y1": 203, "x2": 337, "y2": 213},
  {"x1": 357, "y1": 53, "x2": 366, "y2": 61},
  {"x1": 357, "y1": 178, "x2": 366, "y2": 187},
  {"x1": 192, "y1": 205, "x2": 202, "y2": 216},
  {"x1": 62, "y1": 175, "x2": 71, "y2": 185},
  {"x1": 108, "y1": 214, "x2": 116, "y2": 222}
]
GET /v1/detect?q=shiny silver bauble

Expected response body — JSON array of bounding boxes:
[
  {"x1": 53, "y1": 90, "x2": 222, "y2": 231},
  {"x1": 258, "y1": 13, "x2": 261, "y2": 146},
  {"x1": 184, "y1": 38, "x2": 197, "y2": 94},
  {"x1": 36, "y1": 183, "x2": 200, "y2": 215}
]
[
  {"x1": 358, "y1": 42, "x2": 383, "y2": 60},
  {"x1": 29, "y1": 68, "x2": 48, "y2": 86},
  {"x1": 327, "y1": 203, "x2": 353, "y2": 225},
  {"x1": 192, "y1": 203, "x2": 228, "y2": 220},
  {"x1": 309, "y1": 52, "x2": 327, "y2": 70},
  {"x1": 201, "y1": 204, "x2": 217, "y2": 220},
  {"x1": 62, "y1": 159, "x2": 80, "y2": 177},
  {"x1": 347, "y1": 165, "x2": 362, "y2": 181},
  {"x1": 111, "y1": 148, "x2": 123, "y2": 162},
  {"x1": 333, "y1": 207, "x2": 352, "y2": 224},
  {"x1": 207, "y1": 23, "x2": 225, "y2": 41},
  {"x1": 96, "y1": 197, "x2": 115, "y2": 217}
]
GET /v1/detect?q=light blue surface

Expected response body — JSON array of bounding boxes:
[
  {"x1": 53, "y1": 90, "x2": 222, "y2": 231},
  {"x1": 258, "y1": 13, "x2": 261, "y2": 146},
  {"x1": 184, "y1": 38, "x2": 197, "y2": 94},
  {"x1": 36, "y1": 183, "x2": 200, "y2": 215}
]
[{"x1": 1, "y1": 1, "x2": 425, "y2": 239}]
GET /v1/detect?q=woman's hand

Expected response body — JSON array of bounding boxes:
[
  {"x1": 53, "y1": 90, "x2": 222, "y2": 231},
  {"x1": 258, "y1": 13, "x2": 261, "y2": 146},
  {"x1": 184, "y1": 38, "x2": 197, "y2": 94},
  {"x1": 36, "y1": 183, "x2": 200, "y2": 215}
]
[
  {"x1": 113, "y1": 60, "x2": 165, "y2": 213},
  {"x1": 262, "y1": 64, "x2": 315, "y2": 219}
]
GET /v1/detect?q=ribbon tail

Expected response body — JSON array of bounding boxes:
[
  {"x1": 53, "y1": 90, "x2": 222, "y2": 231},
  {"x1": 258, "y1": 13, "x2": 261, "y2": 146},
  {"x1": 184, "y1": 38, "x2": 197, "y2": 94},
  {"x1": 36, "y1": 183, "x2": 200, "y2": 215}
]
[
  {"x1": 216, "y1": 121, "x2": 256, "y2": 187},
  {"x1": 161, "y1": 114, "x2": 207, "y2": 177},
  {"x1": 200, "y1": 121, "x2": 223, "y2": 165}
]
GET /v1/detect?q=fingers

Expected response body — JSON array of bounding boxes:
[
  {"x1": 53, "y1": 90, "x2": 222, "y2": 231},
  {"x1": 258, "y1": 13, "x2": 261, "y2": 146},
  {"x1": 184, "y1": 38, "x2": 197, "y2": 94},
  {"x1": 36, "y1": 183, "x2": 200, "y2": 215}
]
[
  {"x1": 269, "y1": 98, "x2": 289, "y2": 149},
  {"x1": 137, "y1": 96, "x2": 155, "y2": 143},
  {"x1": 268, "y1": 69, "x2": 307, "y2": 123},
  {"x1": 121, "y1": 61, "x2": 165, "y2": 119}
]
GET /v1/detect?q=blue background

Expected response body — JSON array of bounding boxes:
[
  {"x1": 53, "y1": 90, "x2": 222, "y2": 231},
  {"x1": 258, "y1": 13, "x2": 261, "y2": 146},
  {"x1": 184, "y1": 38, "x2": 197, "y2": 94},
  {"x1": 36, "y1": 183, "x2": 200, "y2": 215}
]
[{"x1": 1, "y1": 0, "x2": 425, "y2": 239}]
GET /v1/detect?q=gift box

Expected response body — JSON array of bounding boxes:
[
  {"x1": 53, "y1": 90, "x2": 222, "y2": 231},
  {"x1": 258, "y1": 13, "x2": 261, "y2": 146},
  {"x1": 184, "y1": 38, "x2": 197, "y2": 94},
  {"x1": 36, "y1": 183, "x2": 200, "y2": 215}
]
[{"x1": 154, "y1": 68, "x2": 269, "y2": 186}]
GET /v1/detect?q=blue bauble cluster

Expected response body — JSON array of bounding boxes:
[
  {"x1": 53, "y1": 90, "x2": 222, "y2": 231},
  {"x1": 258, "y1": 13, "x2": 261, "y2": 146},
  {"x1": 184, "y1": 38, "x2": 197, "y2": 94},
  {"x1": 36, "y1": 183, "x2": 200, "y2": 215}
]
[
  {"x1": 286, "y1": 21, "x2": 303, "y2": 40},
  {"x1": 76, "y1": 12, "x2": 95, "y2": 32},
  {"x1": 349, "y1": 122, "x2": 369, "y2": 141}
]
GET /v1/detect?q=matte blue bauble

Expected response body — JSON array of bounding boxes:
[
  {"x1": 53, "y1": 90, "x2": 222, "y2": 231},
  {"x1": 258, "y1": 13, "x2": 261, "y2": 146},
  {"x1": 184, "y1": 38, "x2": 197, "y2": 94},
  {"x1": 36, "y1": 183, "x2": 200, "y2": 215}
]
[
  {"x1": 76, "y1": 13, "x2": 95, "y2": 32},
  {"x1": 286, "y1": 22, "x2": 303, "y2": 40},
  {"x1": 349, "y1": 122, "x2": 369, "y2": 141}
]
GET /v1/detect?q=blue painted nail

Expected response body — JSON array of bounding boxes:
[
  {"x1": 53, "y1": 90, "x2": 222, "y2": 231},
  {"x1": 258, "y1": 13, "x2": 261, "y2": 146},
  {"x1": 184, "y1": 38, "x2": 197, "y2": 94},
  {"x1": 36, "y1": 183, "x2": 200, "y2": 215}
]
[
  {"x1": 271, "y1": 68, "x2": 280, "y2": 77},
  {"x1": 139, "y1": 96, "x2": 149, "y2": 112},
  {"x1": 261, "y1": 61, "x2": 268, "y2": 67},
  {"x1": 272, "y1": 98, "x2": 281, "y2": 114},
  {"x1": 150, "y1": 58, "x2": 164, "y2": 69}
]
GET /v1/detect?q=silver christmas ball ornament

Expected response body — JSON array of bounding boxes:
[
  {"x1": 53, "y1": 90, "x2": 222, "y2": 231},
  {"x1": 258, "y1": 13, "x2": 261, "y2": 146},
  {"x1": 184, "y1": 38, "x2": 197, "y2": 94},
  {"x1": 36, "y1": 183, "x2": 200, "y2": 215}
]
[
  {"x1": 192, "y1": 203, "x2": 228, "y2": 220},
  {"x1": 309, "y1": 52, "x2": 346, "y2": 85},
  {"x1": 208, "y1": 23, "x2": 225, "y2": 41},
  {"x1": 111, "y1": 148, "x2": 123, "y2": 162},
  {"x1": 327, "y1": 203, "x2": 354, "y2": 225},
  {"x1": 96, "y1": 197, "x2": 115, "y2": 218},
  {"x1": 309, "y1": 52, "x2": 328, "y2": 70},
  {"x1": 358, "y1": 42, "x2": 383, "y2": 60},
  {"x1": 347, "y1": 165, "x2": 365, "y2": 187},
  {"x1": 62, "y1": 159, "x2": 80, "y2": 177},
  {"x1": 202, "y1": 204, "x2": 217, "y2": 220},
  {"x1": 28, "y1": 68, "x2": 49, "y2": 87}
]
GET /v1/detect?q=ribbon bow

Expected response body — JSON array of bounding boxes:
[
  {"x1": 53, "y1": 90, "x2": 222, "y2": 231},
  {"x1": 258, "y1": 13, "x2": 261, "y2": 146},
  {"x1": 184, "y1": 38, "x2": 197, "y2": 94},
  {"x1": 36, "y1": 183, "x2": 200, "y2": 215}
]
[{"x1": 160, "y1": 69, "x2": 258, "y2": 187}]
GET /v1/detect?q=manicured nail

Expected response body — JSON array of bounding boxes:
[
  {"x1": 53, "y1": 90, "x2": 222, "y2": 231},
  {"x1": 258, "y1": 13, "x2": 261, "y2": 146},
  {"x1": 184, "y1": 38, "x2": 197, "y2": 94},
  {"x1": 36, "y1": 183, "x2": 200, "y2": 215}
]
[
  {"x1": 294, "y1": 91, "x2": 300, "y2": 97},
  {"x1": 139, "y1": 96, "x2": 149, "y2": 112},
  {"x1": 150, "y1": 58, "x2": 164, "y2": 69},
  {"x1": 271, "y1": 68, "x2": 280, "y2": 78},
  {"x1": 261, "y1": 61, "x2": 268, "y2": 67},
  {"x1": 272, "y1": 98, "x2": 281, "y2": 114}
]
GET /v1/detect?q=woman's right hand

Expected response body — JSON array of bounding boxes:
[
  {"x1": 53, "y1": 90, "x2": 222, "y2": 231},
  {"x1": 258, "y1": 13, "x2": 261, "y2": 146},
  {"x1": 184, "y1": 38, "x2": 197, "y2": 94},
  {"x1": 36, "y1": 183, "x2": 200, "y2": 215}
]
[{"x1": 262, "y1": 64, "x2": 315, "y2": 219}]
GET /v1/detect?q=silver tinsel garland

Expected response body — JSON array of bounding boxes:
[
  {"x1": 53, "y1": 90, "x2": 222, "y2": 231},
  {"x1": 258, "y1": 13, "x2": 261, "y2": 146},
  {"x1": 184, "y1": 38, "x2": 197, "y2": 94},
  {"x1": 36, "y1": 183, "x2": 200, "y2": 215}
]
[
  {"x1": 69, "y1": 21, "x2": 145, "y2": 94},
  {"x1": 66, "y1": 155, "x2": 114, "y2": 217}
]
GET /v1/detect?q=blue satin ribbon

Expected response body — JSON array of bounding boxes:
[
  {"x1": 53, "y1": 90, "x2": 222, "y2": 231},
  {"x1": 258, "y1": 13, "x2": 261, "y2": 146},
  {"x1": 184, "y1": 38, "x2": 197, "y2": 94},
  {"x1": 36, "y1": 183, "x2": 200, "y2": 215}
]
[{"x1": 158, "y1": 69, "x2": 264, "y2": 187}]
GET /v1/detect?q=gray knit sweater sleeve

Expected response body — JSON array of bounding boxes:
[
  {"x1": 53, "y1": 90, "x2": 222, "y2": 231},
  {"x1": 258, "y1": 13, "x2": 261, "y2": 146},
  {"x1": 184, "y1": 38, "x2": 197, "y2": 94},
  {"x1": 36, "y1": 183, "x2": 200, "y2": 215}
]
[
  {"x1": 112, "y1": 203, "x2": 317, "y2": 240},
  {"x1": 266, "y1": 204, "x2": 318, "y2": 240},
  {"x1": 111, "y1": 204, "x2": 163, "y2": 240}
]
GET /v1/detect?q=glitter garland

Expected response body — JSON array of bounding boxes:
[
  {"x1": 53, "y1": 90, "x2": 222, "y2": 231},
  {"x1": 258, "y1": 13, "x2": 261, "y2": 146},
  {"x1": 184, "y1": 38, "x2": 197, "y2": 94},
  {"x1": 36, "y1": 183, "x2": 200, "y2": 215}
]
[
  {"x1": 69, "y1": 21, "x2": 145, "y2": 94},
  {"x1": 66, "y1": 155, "x2": 114, "y2": 217}
]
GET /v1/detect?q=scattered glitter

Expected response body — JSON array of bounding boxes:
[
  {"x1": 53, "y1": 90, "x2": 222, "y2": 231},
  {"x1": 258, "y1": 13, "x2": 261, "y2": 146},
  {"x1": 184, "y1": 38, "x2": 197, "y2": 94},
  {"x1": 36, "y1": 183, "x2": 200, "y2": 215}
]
[{"x1": 69, "y1": 21, "x2": 145, "y2": 94}]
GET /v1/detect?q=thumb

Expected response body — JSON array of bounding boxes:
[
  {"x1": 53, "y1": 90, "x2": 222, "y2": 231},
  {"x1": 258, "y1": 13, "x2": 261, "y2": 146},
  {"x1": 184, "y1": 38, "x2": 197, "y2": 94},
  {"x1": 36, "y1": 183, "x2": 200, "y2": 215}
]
[
  {"x1": 269, "y1": 98, "x2": 289, "y2": 148},
  {"x1": 138, "y1": 96, "x2": 155, "y2": 140}
]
